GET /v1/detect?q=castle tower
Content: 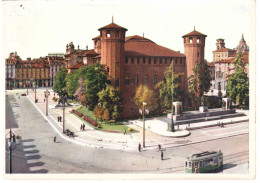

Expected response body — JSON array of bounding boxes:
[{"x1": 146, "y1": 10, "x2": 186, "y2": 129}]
[
  {"x1": 182, "y1": 28, "x2": 207, "y2": 81},
  {"x1": 98, "y1": 21, "x2": 128, "y2": 87},
  {"x1": 216, "y1": 38, "x2": 225, "y2": 49}
]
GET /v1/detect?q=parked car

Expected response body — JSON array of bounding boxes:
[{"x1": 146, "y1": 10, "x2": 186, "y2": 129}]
[{"x1": 21, "y1": 93, "x2": 26, "y2": 96}]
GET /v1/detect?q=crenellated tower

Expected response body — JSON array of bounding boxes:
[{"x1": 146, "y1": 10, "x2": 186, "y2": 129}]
[{"x1": 98, "y1": 20, "x2": 128, "y2": 88}]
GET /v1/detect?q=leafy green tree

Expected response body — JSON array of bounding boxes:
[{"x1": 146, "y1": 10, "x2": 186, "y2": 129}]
[
  {"x1": 98, "y1": 85, "x2": 121, "y2": 121},
  {"x1": 65, "y1": 71, "x2": 79, "y2": 98},
  {"x1": 156, "y1": 64, "x2": 183, "y2": 109},
  {"x1": 53, "y1": 68, "x2": 67, "y2": 95},
  {"x1": 188, "y1": 60, "x2": 212, "y2": 106},
  {"x1": 226, "y1": 52, "x2": 249, "y2": 107},
  {"x1": 84, "y1": 64, "x2": 110, "y2": 109},
  {"x1": 134, "y1": 85, "x2": 155, "y2": 111}
]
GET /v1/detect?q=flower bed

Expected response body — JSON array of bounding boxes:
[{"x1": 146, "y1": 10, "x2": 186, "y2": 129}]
[
  {"x1": 82, "y1": 115, "x2": 98, "y2": 127},
  {"x1": 72, "y1": 109, "x2": 83, "y2": 117},
  {"x1": 102, "y1": 129, "x2": 122, "y2": 133}
]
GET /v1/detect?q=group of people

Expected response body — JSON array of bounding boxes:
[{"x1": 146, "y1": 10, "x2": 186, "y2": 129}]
[
  {"x1": 138, "y1": 143, "x2": 164, "y2": 160},
  {"x1": 57, "y1": 116, "x2": 62, "y2": 122},
  {"x1": 80, "y1": 123, "x2": 86, "y2": 131},
  {"x1": 218, "y1": 121, "x2": 224, "y2": 128}
]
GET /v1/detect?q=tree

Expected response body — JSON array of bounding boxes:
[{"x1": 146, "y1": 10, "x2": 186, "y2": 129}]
[
  {"x1": 134, "y1": 85, "x2": 155, "y2": 111},
  {"x1": 53, "y1": 68, "x2": 67, "y2": 95},
  {"x1": 93, "y1": 105, "x2": 104, "y2": 120},
  {"x1": 98, "y1": 85, "x2": 121, "y2": 121},
  {"x1": 188, "y1": 60, "x2": 212, "y2": 106},
  {"x1": 84, "y1": 64, "x2": 110, "y2": 110},
  {"x1": 74, "y1": 77, "x2": 85, "y2": 102},
  {"x1": 226, "y1": 52, "x2": 249, "y2": 107},
  {"x1": 65, "y1": 71, "x2": 79, "y2": 98},
  {"x1": 156, "y1": 64, "x2": 183, "y2": 110}
]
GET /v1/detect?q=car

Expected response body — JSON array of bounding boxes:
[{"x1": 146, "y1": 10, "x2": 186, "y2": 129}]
[{"x1": 21, "y1": 93, "x2": 26, "y2": 96}]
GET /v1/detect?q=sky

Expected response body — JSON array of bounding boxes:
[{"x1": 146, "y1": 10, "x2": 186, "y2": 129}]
[{"x1": 1, "y1": 0, "x2": 254, "y2": 62}]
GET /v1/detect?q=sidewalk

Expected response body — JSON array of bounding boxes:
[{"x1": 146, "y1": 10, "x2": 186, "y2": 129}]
[{"x1": 26, "y1": 89, "x2": 249, "y2": 151}]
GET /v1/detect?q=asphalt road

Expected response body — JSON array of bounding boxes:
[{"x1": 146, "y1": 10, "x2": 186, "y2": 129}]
[{"x1": 5, "y1": 89, "x2": 249, "y2": 174}]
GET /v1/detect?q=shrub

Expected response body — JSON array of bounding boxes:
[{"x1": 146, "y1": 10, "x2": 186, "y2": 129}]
[{"x1": 72, "y1": 109, "x2": 83, "y2": 117}]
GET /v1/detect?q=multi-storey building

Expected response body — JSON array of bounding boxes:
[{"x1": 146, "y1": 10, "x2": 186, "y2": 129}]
[
  {"x1": 5, "y1": 53, "x2": 65, "y2": 89},
  {"x1": 210, "y1": 35, "x2": 249, "y2": 96},
  {"x1": 47, "y1": 53, "x2": 65, "y2": 86},
  {"x1": 66, "y1": 21, "x2": 206, "y2": 118}
]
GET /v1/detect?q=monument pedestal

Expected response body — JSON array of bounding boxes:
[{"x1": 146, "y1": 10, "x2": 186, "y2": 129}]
[{"x1": 199, "y1": 106, "x2": 208, "y2": 112}]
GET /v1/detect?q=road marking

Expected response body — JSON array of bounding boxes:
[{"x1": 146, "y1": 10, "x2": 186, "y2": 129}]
[
  {"x1": 202, "y1": 124, "x2": 249, "y2": 133},
  {"x1": 213, "y1": 129, "x2": 249, "y2": 136}
]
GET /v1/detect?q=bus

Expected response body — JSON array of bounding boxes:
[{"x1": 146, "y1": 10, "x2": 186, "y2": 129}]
[{"x1": 185, "y1": 151, "x2": 223, "y2": 173}]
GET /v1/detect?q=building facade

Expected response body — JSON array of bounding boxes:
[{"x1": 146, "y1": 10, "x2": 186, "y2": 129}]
[{"x1": 65, "y1": 21, "x2": 206, "y2": 118}]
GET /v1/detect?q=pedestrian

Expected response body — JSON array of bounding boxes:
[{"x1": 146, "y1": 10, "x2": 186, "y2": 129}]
[
  {"x1": 60, "y1": 116, "x2": 62, "y2": 122},
  {"x1": 158, "y1": 144, "x2": 161, "y2": 151},
  {"x1": 161, "y1": 151, "x2": 164, "y2": 160},
  {"x1": 221, "y1": 122, "x2": 224, "y2": 128},
  {"x1": 54, "y1": 93, "x2": 55, "y2": 96},
  {"x1": 57, "y1": 116, "x2": 59, "y2": 122},
  {"x1": 80, "y1": 124, "x2": 82, "y2": 131},
  {"x1": 54, "y1": 136, "x2": 56, "y2": 143},
  {"x1": 124, "y1": 129, "x2": 126, "y2": 135},
  {"x1": 83, "y1": 123, "x2": 85, "y2": 131},
  {"x1": 44, "y1": 98, "x2": 45, "y2": 102},
  {"x1": 138, "y1": 143, "x2": 141, "y2": 152}
]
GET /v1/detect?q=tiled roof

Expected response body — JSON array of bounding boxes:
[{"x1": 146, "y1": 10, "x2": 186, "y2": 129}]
[
  {"x1": 215, "y1": 52, "x2": 249, "y2": 64},
  {"x1": 182, "y1": 30, "x2": 207, "y2": 37},
  {"x1": 98, "y1": 23, "x2": 127, "y2": 31},
  {"x1": 81, "y1": 49, "x2": 99, "y2": 56},
  {"x1": 92, "y1": 35, "x2": 101, "y2": 40},
  {"x1": 125, "y1": 35, "x2": 185, "y2": 57},
  {"x1": 207, "y1": 62, "x2": 215, "y2": 67},
  {"x1": 213, "y1": 48, "x2": 235, "y2": 52},
  {"x1": 68, "y1": 62, "x2": 84, "y2": 69}
]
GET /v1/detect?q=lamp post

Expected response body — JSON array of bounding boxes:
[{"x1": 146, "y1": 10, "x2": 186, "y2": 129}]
[
  {"x1": 171, "y1": 64, "x2": 175, "y2": 132},
  {"x1": 6, "y1": 129, "x2": 20, "y2": 174},
  {"x1": 44, "y1": 89, "x2": 50, "y2": 116},
  {"x1": 34, "y1": 80, "x2": 37, "y2": 103},
  {"x1": 139, "y1": 102, "x2": 148, "y2": 148}
]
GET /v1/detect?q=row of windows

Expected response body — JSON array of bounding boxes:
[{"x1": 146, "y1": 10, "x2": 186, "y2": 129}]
[
  {"x1": 125, "y1": 57, "x2": 185, "y2": 65},
  {"x1": 125, "y1": 75, "x2": 158, "y2": 85}
]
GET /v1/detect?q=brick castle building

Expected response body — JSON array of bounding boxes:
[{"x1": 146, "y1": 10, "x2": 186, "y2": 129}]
[{"x1": 65, "y1": 21, "x2": 207, "y2": 118}]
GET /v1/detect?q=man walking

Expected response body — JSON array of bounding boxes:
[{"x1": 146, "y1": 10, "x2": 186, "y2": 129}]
[
  {"x1": 83, "y1": 123, "x2": 85, "y2": 131},
  {"x1": 54, "y1": 136, "x2": 56, "y2": 143},
  {"x1": 161, "y1": 151, "x2": 164, "y2": 160},
  {"x1": 138, "y1": 143, "x2": 141, "y2": 152}
]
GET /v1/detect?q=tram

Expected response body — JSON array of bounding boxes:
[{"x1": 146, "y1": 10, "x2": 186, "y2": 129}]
[{"x1": 185, "y1": 150, "x2": 223, "y2": 173}]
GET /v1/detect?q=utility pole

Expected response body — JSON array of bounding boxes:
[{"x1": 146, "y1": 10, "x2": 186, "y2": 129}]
[
  {"x1": 142, "y1": 102, "x2": 147, "y2": 148},
  {"x1": 45, "y1": 89, "x2": 49, "y2": 116},
  {"x1": 171, "y1": 64, "x2": 175, "y2": 132},
  {"x1": 9, "y1": 129, "x2": 12, "y2": 174},
  {"x1": 34, "y1": 81, "x2": 37, "y2": 103},
  {"x1": 63, "y1": 105, "x2": 65, "y2": 134}
]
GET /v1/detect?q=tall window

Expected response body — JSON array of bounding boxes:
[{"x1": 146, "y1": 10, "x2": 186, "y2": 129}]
[
  {"x1": 116, "y1": 30, "x2": 119, "y2": 37},
  {"x1": 125, "y1": 76, "x2": 130, "y2": 85},
  {"x1": 197, "y1": 52, "x2": 200, "y2": 57},
  {"x1": 148, "y1": 58, "x2": 151, "y2": 64},
  {"x1": 131, "y1": 57, "x2": 134, "y2": 64},
  {"x1": 165, "y1": 58, "x2": 167, "y2": 64},
  {"x1": 175, "y1": 59, "x2": 178, "y2": 64},
  {"x1": 115, "y1": 78, "x2": 119, "y2": 87},
  {"x1": 125, "y1": 57, "x2": 128, "y2": 64},
  {"x1": 137, "y1": 57, "x2": 140, "y2": 64},
  {"x1": 134, "y1": 75, "x2": 138, "y2": 85},
  {"x1": 143, "y1": 58, "x2": 146, "y2": 64},
  {"x1": 159, "y1": 58, "x2": 162, "y2": 64},
  {"x1": 153, "y1": 75, "x2": 157, "y2": 85},
  {"x1": 106, "y1": 30, "x2": 111, "y2": 37},
  {"x1": 145, "y1": 75, "x2": 148, "y2": 85},
  {"x1": 116, "y1": 62, "x2": 119, "y2": 68},
  {"x1": 154, "y1": 57, "x2": 157, "y2": 64}
]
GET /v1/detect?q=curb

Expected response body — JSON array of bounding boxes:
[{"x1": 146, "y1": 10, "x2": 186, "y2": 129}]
[{"x1": 187, "y1": 120, "x2": 248, "y2": 130}]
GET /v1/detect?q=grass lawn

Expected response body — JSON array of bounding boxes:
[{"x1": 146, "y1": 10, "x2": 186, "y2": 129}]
[{"x1": 76, "y1": 106, "x2": 137, "y2": 133}]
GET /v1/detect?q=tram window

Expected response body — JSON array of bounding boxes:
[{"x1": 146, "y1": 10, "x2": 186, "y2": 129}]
[
  {"x1": 213, "y1": 157, "x2": 218, "y2": 164},
  {"x1": 188, "y1": 162, "x2": 192, "y2": 168},
  {"x1": 200, "y1": 161, "x2": 203, "y2": 167},
  {"x1": 194, "y1": 162, "x2": 199, "y2": 167},
  {"x1": 185, "y1": 161, "x2": 188, "y2": 167}
]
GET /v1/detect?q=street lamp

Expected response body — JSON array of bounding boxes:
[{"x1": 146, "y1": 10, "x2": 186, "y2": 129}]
[
  {"x1": 171, "y1": 64, "x2": 175, "y2": 132},
  {"x1": 6, "y1": 129, "x2": 20, "y2": 174},
  {"x1": 44, "y1": 89, "x2": 50, "y2": 116},
  {"x1": 139, "y1": 102, "x2": 148, "y2": 148}
]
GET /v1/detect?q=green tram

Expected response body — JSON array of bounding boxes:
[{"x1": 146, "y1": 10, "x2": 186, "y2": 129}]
[{"x1": 185, "y1": 151, "x2": 223, "y2": 173}]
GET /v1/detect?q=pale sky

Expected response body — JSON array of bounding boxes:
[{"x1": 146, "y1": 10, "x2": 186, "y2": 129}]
[{"x1": 1, "y1": 0, "x2": 254, "y2": 62}]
